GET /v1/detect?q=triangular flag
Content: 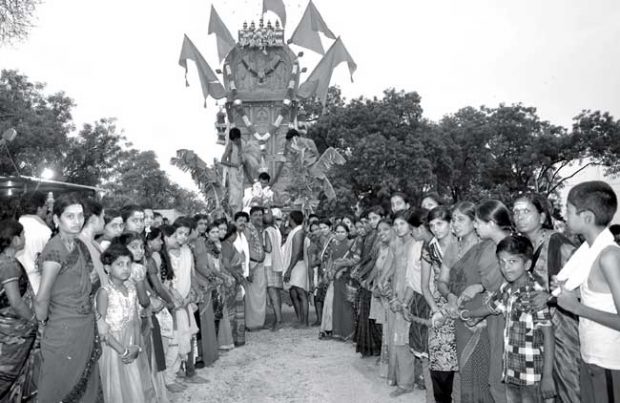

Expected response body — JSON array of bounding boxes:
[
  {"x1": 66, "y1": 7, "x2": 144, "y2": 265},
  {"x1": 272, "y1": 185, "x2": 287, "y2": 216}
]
[
  {"x1": 297, "y1": 37, "x2": 356, "y2": 107},
  {"x1": 289, "y1": 0, "x2": 336, "y2": 55},
  {"x1": 179, "y1": 34, "x2": 227, "y2": 105},
  {"x1": 208, "y1": 5, "x2": 236, "y2": 63},
  {"x1": 263, "y1": 0, "x2": 286, "y2": 27}
]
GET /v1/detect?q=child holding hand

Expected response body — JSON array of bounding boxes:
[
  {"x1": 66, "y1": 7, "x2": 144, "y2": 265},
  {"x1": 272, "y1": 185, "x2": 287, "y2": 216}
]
[
  {"x1": 97, "y1": 244, "x2": 154, "y2": 403},
  {"x1": 460, "y1": 235, "x2": 555, "y2": 402}
]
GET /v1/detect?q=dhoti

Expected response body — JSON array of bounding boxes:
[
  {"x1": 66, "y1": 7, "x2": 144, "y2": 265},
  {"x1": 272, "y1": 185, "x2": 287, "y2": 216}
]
[
  {"x1": 284, "y1": 260, "x2": 308, "y2": 291},
  {"x1": 244, "y1": 262, "x2": 267, "y2": 329}
]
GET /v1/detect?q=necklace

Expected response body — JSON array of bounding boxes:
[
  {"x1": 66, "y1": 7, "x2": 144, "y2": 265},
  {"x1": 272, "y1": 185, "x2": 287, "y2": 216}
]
[
  {"x1": 457, "y1": 234, "x2": 479, "y2": 259},
  {"x1": 529, "y1": 228, "x2": 548, "y2": 249},
  {"x1": 60, "y1": 234, "x2": 75, "y2": 252}
]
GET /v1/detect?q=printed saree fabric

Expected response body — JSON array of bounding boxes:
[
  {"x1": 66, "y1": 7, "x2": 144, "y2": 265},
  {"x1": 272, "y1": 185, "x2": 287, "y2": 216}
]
[{"x1": 0, "y1": 256, "x2": 38, "y2": 402}]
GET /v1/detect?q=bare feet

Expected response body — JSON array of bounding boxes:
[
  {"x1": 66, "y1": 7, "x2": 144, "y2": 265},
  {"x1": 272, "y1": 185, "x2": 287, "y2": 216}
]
[
  {"x1": 184, "y1": 374, "x2": 209, "y2": 384},
  {"x1": 389, "y1": 387, "x2": 413, "y2": 398},
  {"x1": 166, "y1": 382, "x2": 186, "y2": 393}
]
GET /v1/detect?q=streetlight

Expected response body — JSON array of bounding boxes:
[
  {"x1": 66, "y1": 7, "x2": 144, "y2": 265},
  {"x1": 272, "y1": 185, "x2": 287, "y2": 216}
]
[{"x1": 41, "y1": 168, "x2": 55, "y2": 180}]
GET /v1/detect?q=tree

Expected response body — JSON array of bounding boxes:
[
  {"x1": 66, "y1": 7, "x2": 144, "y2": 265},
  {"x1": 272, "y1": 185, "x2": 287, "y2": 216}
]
[
  {"x1": 102, "y1": 149, "x2": 207, "y2": 213},
  {"x1": 0, "y1": 0, "x2": 40, "y2": 44},
  {"x1": 305, "y1": 88, "x2": 444, "y2": 211},
  {"x1": 307, "y1": 88, "x2": 620, "y2": 212},
  {"x1": 0, "y1": 70, "x2": 74, "y2": 177},
  {"x1": 63, "y1": 118, "x2": 128, "y2": 186}
]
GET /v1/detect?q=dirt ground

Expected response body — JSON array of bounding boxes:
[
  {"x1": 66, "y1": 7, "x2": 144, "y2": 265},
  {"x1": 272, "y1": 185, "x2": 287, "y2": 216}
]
[{"x1": 173, "y1": 306, "x2": 426, "y2": 403}]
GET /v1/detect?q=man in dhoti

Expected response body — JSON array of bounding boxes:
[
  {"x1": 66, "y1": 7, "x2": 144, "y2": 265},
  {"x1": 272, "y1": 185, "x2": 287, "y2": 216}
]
[
  {"x1": 221, "y1": 128, "x2": 253, "y2": 214},
  {"x1": 282, "y1": 210, "x2": 309, "y2": 327},
  {"x1": 244, "y1": 207, "x2": 271, "y2": 331},
  {"x1": 264, "y1": 208, "x2": 285, "y2": 331}
]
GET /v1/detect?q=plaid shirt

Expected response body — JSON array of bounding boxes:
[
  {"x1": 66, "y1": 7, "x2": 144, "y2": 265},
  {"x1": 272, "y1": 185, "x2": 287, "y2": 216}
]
[{"x1": 487, "y1": 275, "x2": 552, "y2": 386}]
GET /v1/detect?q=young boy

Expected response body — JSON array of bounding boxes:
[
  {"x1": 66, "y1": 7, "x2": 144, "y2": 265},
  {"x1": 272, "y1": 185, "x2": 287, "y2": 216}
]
[
  {"x1": 556, "y1": 181, "x2": 620, "y2": 402},
  {"x1": 461, "y1": 235, "x2": 555, "y2": 402}
]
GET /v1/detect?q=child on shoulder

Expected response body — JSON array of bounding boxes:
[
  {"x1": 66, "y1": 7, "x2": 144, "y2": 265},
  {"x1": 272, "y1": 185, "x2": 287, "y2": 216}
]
[{"x1": 460, "y1": 235, "x2": 555, "y2": 402}]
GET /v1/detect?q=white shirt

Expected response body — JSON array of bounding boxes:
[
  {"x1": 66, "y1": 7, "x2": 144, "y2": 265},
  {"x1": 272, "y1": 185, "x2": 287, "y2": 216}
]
[
  {"x1": 16, "y1": 215, "x2": 51, "y2": 294},
  {"x1": 234, "y1": 231, "x2": 250, "y2": 277}
]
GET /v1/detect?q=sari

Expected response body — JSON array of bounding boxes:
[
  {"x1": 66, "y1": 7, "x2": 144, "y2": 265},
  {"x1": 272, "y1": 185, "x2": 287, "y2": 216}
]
[
  {"x1": 0, "y1": 255, "x2": 38, "y2": 402},
  {"x1": 477, "y1": 240, "x2": 507, "y2": 403},
  {"x1": 449, "y1": 241, "x2": 494, "y2": 403},
  {"x1": 206, "y1": 249, "x2": 235, "y2": 351},
  {"x1": 369, "y1": 244, "x2": 394, "y2": 378},
  {"x1": 191, "y1": 237, "x2": 219, "y2": 366},
  {"x1": 221, "y1": 239, "x2": 246, "y2": 346},
  {"x1": 530, "y1": 230, "x2": 579, "y2": 403},
  {"x1": 386, "y1": 235, "x2": 416, "y2": 391},
  {"x1": 354, "y1": 230, "x2": 382, "y2": 357},
  {"x1": 37, "y1": 236, "x2": 102, "y2": 403},
  {"x1": 320, "y1": 238, "x2": 356, "y2": 339}
]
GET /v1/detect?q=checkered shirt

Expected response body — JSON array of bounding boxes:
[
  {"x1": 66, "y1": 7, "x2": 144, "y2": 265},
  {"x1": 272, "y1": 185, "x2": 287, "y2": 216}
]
[{"x1": 487, "y1": 276, "x2": 552, "y2": 386}]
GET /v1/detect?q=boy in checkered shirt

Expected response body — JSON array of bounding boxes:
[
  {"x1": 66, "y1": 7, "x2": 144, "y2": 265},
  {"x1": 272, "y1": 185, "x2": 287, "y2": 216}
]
[{"x1": 460, "y1": 235, "x2": 555, "y2": 402}]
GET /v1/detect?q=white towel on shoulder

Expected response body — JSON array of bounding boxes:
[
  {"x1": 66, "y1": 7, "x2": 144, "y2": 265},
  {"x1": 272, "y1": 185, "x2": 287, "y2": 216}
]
[{"x1": 553, "y1": 228, "x2": 616, "y2": 295}]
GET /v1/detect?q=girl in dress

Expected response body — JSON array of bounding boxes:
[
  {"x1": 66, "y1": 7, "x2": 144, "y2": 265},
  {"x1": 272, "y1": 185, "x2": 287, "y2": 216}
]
[
  {"x1": 146, "y1": 228, "x2": 184, "y2": 394},
  {"x1": 97, "y1": 243, "x2": 153, "y2": 403},
  {"x1": 421, "y1": 206, "x2": 459, "y2": 403},
  {"x1": 117, "y1": 231, "x2": 168, "y2": 401}
]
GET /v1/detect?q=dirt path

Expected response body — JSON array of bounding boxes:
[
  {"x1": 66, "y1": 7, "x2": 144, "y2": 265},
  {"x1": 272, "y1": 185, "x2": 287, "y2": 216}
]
[{"x1": 173, "y1": 307, "x2": 426, "y2": 403}]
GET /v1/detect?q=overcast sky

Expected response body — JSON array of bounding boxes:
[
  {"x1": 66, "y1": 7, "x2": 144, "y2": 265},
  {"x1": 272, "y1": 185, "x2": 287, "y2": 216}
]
[{"x1": 1, "y1": 0, "x2": 619, "y2": 191}]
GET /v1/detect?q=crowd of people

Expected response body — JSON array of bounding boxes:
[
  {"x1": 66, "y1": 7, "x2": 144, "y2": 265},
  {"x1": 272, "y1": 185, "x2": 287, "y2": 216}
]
[{"x1": 0, "y1": 178, "x2": 619, "y2": 403}]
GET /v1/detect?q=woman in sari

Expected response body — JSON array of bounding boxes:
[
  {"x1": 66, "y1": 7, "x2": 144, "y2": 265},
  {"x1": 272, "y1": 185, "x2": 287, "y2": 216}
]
[
  {"x1": 455, "y1": 200, "x2": 512, "y2": 403},
  {"x1": 353, "y1": 211, "x2": 383, "y2": 357},
  {"x1": 421, "y1": 206, "x2": 459, "y2": 403},
  {"x1": 369, "y1": 219, "x2": 394, "y2": 378},
  {"x1": 0, "y1": 219, "x2": 38, "y2": 402},
  {"x1": 386, "y1": 211, "x2": 416, "y2": 398},
  {"x1": 512, "y1": 193, "x2": 577, "y2": 402},
  {"x1": 441, "y1": 202, "x2": 494, "y2": 403},
  {"x1": 204, "y1": 221, "x2": 235, "y2": 351},
  {"x1": 35, "y1": 193, "x2": 102, "y2": 403},
  {"x1": 319, "y1": 223, "x2": 359, "y2": 340},
  {"x1": 220, "y1": 223, "x2": 247, "y2": 347}
]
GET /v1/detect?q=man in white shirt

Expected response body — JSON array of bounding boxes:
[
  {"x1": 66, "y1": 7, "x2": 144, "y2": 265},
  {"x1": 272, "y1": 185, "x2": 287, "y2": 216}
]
[
  {"x1": 233, "y1": 211, "x2": 251, "y2": 280},
  {"x1": 17, "y1": 191, "x2": 52, "y2": 293}
]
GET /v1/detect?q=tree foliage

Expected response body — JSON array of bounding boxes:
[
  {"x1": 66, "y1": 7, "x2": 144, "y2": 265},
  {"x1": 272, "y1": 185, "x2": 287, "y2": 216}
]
[
  {"x1": 305, "y1": 88, "x2": 620, "y2": 214},
  {"x1": 0, "y1": 0, "x2": 41, "y2": 45},
  {"x1": 0, "y1": 69, "x2": 207, "y2": 214}
]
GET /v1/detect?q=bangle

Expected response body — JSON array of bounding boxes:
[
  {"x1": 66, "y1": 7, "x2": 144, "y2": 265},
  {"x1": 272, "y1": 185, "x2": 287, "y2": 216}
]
[
  {"x1": 121, "y1": 348, "x2": 129, "y2": 358},
  {"x1": 459, "y1": 309, "x2": 471, "y2": 321}
]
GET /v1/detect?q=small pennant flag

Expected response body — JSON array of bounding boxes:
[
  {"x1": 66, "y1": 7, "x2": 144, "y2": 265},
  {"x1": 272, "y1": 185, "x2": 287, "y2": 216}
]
[{"x1": 289, "y1": 0, "x2": 336, "y2": 54}]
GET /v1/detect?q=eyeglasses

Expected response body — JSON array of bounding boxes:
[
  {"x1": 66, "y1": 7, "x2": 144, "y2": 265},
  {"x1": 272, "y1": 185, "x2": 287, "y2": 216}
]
[{"x1": 512, "y1": 208, "x2": 533, "y2": 216}]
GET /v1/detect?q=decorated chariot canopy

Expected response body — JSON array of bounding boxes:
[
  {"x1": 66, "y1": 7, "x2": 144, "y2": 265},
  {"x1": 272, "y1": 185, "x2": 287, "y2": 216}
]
[{"x1": 178, "y1": 0, "x2": 355, "y2": 213}]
